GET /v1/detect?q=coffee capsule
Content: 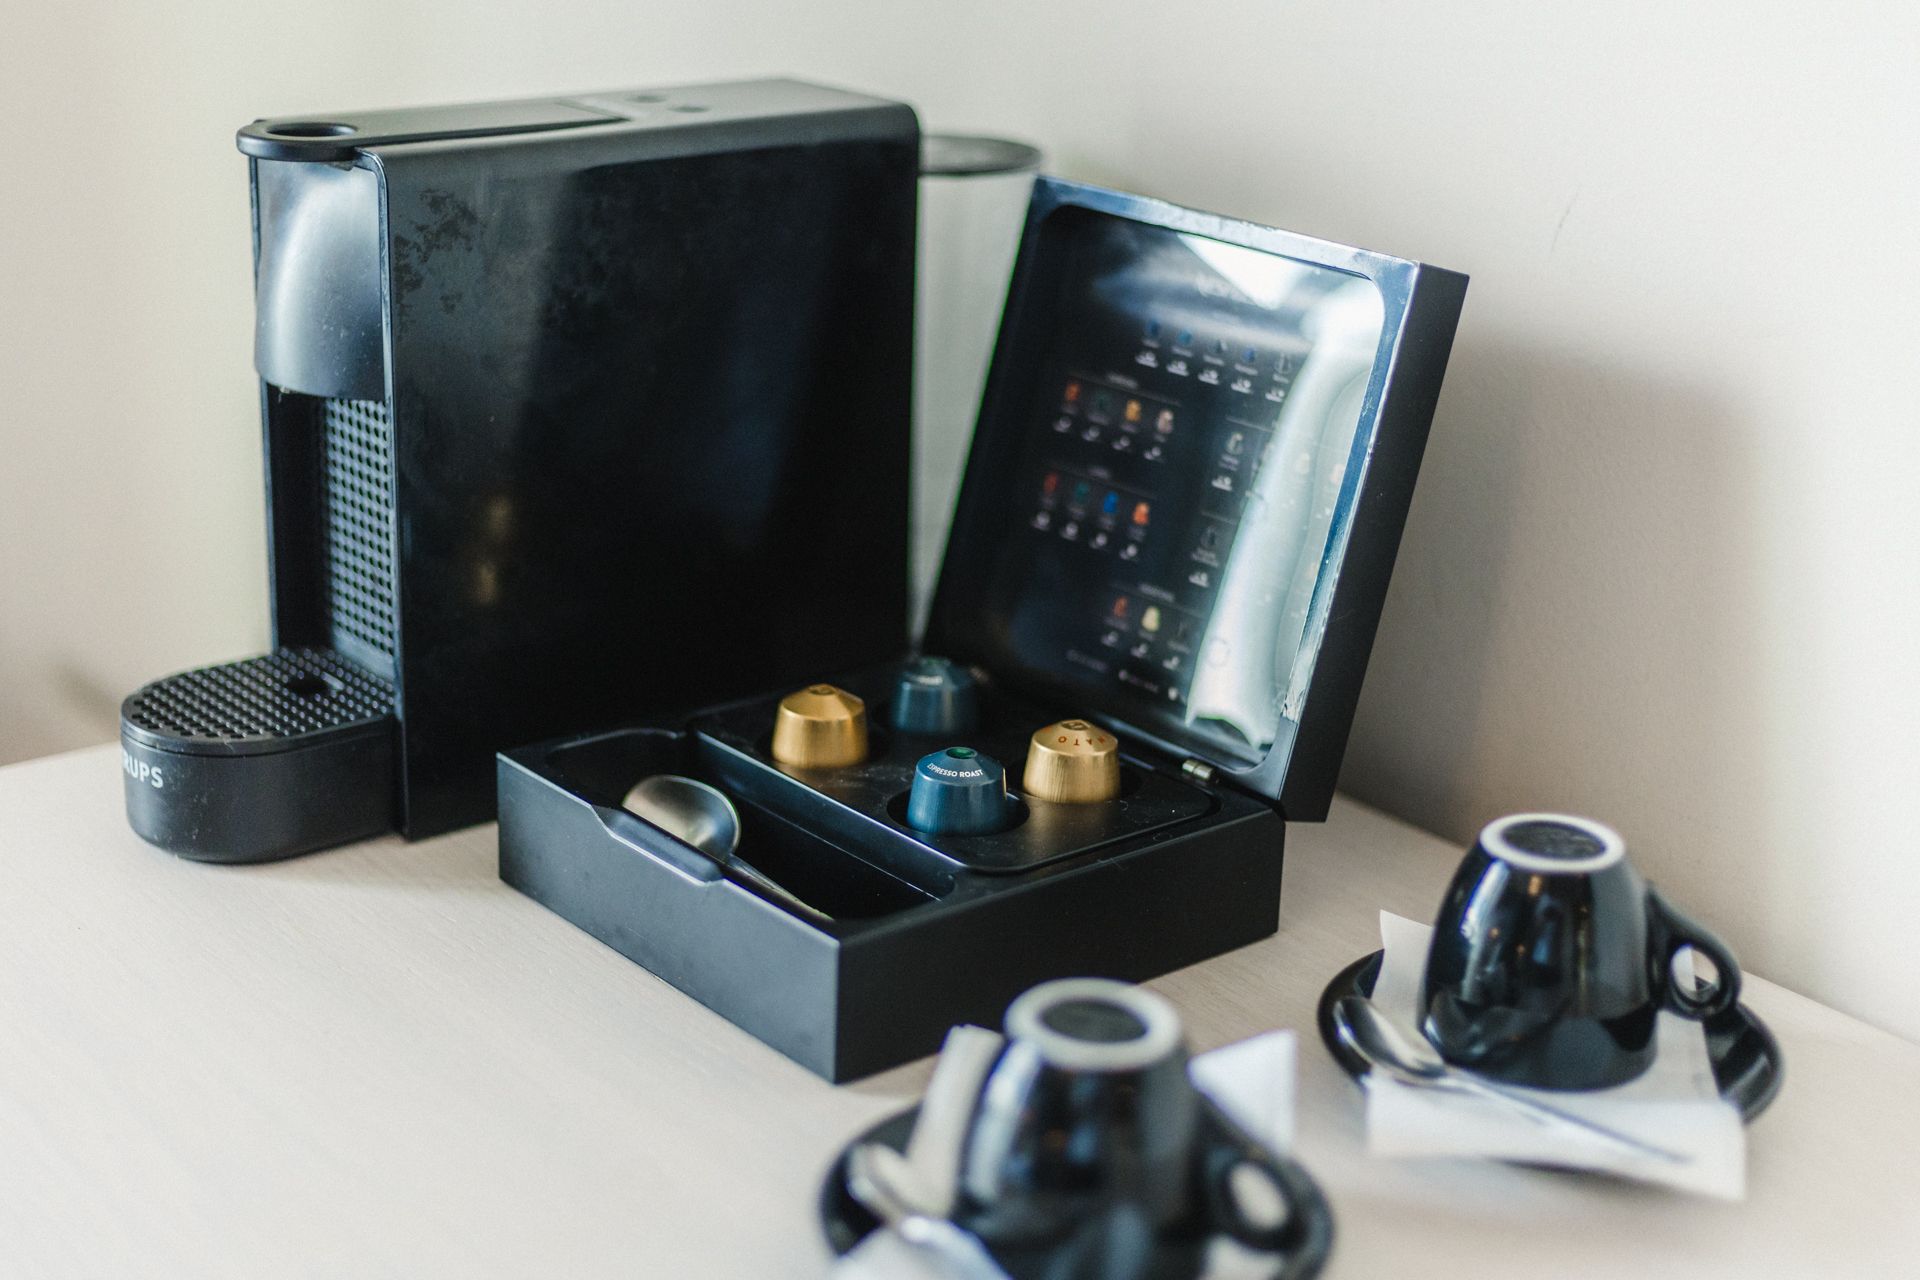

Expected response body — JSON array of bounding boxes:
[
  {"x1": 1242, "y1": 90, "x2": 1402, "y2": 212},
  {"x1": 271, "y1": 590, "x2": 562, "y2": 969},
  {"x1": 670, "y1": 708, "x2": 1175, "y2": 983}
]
[
  {"x1": 1022, "y1": 719, "x2": 1121, "y2": 804},
  {"x1": 891, "y1": 656, "x2": 980, "y2": 736},
  {"x1": 771, "y1": 684, "x2": 869, "y2": 769},
  {"x1": 906, "y1": 746, "x2": 1014, "y2": 836}
]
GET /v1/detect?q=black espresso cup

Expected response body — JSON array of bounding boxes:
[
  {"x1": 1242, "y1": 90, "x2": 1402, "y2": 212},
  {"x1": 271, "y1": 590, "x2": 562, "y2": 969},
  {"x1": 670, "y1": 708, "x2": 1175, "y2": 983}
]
[
  {"x1": 1420, "y1": 813, "x2": 1742, "y2": 1091},
  {"x1": 954, "y1": 978, "x2": 1318, "y2": 1280}
]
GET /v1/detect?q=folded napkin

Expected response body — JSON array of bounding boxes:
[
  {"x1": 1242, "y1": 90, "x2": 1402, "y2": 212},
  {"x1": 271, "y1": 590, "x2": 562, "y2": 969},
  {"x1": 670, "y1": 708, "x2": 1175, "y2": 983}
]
[
  {"x1": 1362, "y1": 911, "x2": 1746, "y2": 1199},
  {"x1": 835, "y1": 1030, "x2": 1299, "y2": 1279}
]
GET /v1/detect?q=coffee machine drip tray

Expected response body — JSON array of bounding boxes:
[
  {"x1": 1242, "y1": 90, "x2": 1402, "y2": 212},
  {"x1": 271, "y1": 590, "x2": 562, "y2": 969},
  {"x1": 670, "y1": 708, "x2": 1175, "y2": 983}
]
[{"x1": 119, "y1": 648, "x2": 397, "y2": 863}]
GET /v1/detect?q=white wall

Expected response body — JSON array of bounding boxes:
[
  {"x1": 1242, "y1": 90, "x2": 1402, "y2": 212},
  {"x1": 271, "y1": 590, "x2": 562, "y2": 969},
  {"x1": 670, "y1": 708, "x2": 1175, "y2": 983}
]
[{"x1": 3, "y1": 2, "x2": 1915, "y2": 1041}]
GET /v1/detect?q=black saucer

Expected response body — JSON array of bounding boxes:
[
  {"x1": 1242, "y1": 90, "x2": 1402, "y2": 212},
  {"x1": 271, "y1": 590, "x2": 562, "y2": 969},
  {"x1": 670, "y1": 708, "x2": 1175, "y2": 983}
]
[
  {"x1": 819, "y1": 1100, "x2": 1334, "y2": 1280},
  {"x1": 1315, "y1": 951, "x2": 1784, "y2": 1121}
]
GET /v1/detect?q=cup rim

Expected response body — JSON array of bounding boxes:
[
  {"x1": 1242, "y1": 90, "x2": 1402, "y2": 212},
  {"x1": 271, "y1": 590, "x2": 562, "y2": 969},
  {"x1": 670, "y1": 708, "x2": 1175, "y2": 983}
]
[
  {"x1": 1478, "y1": 812, "x2": 1625, "y2": 874},
  {"x1": 1005, "y1": 977, "x2": 1183, "y2": 1072}
]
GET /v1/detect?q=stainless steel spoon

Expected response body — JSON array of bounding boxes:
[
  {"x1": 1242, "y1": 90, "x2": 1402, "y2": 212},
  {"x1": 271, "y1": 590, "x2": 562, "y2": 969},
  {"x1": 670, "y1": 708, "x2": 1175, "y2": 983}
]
[
  {"x1": 844, "y1": 1143, "x2": 1009, "y2": 1280},
  {"x1": 621, "y1": 775, "x2": 828, "y2": 922},
  {"x1": 1332, "y1": 995, "x2": 1687, "y2": 1165}
]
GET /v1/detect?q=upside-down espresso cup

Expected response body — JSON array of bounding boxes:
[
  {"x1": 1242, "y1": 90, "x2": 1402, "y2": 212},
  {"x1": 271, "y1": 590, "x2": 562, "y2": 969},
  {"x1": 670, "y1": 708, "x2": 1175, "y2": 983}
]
[
  {"x1": 954, "y1": 978, "x2": 1319, "y2": 1280},
  {"x1": 1420, "y1": 813, "x2": 1742, "y2": 1091}
]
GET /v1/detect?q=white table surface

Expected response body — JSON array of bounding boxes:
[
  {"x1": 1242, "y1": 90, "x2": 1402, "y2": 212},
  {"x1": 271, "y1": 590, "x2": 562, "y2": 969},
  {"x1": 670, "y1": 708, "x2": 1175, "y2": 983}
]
[{"x1": 2, "y1": 744, "x2": 1915, "y2": 1277}]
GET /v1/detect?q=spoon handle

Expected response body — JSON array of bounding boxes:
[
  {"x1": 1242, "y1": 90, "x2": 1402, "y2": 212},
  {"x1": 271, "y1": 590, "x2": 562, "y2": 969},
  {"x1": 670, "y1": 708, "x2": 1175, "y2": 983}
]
[
  {"x1": 726, "y1": 855, "x2": 832, "y2": 924},
  {"x1": 1437, "y1": 1074, "x2": 1689, "y2": 1165}
]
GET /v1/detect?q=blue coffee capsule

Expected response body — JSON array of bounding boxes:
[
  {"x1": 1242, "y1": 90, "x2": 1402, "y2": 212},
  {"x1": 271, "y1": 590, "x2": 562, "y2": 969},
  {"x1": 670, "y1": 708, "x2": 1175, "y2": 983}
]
[
  {"x1": 906, "y1": 747, "x2": 1014, "y2": 836},
  {"x1": 892, "y1": 657, "x2": 980, "y2": 736}
]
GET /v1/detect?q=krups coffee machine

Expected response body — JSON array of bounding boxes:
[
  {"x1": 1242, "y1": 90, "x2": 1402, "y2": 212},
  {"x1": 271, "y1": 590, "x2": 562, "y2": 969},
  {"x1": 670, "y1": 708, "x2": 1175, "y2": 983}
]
[{"x1": 120, "y1": 79, "x2": 920, "y2": 862}]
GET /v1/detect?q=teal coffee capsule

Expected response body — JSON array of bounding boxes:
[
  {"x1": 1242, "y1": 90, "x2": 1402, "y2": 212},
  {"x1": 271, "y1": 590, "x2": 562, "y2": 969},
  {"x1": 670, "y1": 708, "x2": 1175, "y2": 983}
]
[
  {"x1": 906, "y1": 746, "x2": 1014, "y2": 836},
  {"x1": 892, "y1": 657, "x2": 980, "y2": 736}
]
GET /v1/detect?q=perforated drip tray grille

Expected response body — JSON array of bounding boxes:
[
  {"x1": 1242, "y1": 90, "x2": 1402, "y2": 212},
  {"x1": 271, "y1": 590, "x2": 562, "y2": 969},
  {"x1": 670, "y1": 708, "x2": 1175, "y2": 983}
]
[
  {"x1": 121, "y1": 648, "x2": 394, "y2": 755},
  {"x1": 321, "y1": 398, "x2": 397, "y2": 666}
]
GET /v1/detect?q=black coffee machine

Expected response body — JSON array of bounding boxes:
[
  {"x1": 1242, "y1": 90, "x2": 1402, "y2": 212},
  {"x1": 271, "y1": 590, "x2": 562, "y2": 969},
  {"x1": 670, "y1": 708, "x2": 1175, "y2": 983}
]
[{"x1": 120, "y1": 79, "x2": 920, "y2": 862}]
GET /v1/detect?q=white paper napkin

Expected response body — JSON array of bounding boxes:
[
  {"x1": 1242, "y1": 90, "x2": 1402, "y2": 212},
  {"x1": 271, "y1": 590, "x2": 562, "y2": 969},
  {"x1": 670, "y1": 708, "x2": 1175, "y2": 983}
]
[
  {"x1": 1192, "y1": 1031, "x2": 1301, "y2": 1280},
  {"x1": 1191, "y1": 1029, "x2": 1297, "y2": 1155},
  {"x1": 835, "y1": 1030, "x2": 1300, "y2": 1279},
  {"x1": 834, "y1": 1221, "x2": 1009, "y2": 1280},
  {"x1": 1361, "y1": 910, "x2": 1746, "y2": 1199}
]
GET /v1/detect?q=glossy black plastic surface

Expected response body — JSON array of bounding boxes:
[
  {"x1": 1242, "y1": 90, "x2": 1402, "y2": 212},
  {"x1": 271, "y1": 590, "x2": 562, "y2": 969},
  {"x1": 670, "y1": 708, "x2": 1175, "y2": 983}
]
[
  {"x1": 251, "y1": 78, "x2": 920, "y2": 840},
  {"x1": 252, "y1": 160, "x2": 384, "y2": 400},
  {"x1": 1421, "y1": 841, "x2": 1743, "y2": 1090},
  {"x1": 821, "y1": 1103, "x2": 1333, "y2": 1280},
  {"x1": 927, "y1": 180, "x2": 1468, "y2": 818},
  {"x1": 1317, "y1": 952, "x2": 1783, "y2": 1123}
]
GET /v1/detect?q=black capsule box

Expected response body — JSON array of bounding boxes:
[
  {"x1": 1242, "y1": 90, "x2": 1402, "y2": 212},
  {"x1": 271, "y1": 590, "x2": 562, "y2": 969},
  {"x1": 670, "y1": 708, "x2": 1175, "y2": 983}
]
[{"x1": 499, "y1": 178, "x2": 1468, "y2": 1080}]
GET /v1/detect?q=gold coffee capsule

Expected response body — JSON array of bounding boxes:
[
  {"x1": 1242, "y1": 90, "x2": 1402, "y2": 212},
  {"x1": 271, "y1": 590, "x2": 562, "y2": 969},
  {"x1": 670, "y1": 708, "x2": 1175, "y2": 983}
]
[
  {"x1": 1023, "y1": 719, "x2": 1121, "y2": 804},
  {"x1": 771, "y1": 684, "x2": 869, "y2": 769}
]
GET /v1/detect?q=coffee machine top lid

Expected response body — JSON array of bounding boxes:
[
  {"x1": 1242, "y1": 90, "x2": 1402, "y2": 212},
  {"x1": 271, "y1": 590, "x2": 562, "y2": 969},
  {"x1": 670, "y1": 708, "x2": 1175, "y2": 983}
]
[
  {"x1": 925, "y1": 178, "x2": 1468, "y2": 820},
  {"x1": 236, "y1": 79, "x2": 914, "y2": 164}
]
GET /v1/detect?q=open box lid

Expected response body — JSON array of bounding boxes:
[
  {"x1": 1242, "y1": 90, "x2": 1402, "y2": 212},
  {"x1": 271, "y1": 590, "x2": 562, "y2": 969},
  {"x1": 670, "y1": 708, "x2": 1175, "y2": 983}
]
[{"x1": 925, "y1": 179, "x2": 1467, "y2": 820}]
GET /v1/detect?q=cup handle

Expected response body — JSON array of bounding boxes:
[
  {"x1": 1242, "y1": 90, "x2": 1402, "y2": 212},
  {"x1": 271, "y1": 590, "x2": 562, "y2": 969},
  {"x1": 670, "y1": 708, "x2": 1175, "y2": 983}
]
[
  {"x1": 1649, "y1": 889, "x2": 1742, "y2": 1019},
  {"x1": 1201, "y1": 1121, "x2": 1333, "y2": 1272}
]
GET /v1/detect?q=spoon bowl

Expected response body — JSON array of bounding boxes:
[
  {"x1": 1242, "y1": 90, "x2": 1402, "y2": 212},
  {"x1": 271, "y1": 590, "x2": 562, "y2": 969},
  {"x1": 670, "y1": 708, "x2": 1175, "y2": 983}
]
[
  {"x1": 621, "y1": 774, "x2": 742, "y2": 862},
  {"x1": 621, "y1": 773, "x2": 831, "y2": 923}
]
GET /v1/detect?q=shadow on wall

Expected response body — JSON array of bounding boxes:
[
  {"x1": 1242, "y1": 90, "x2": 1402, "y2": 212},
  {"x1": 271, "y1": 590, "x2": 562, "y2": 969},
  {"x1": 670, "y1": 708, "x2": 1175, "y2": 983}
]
[
  {"x1": 0, "y1": 660, "x2": 127, "y2": 767},
  {"x1": 1340, "y1": 333, "x2": 1782, "y2": 959}
]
